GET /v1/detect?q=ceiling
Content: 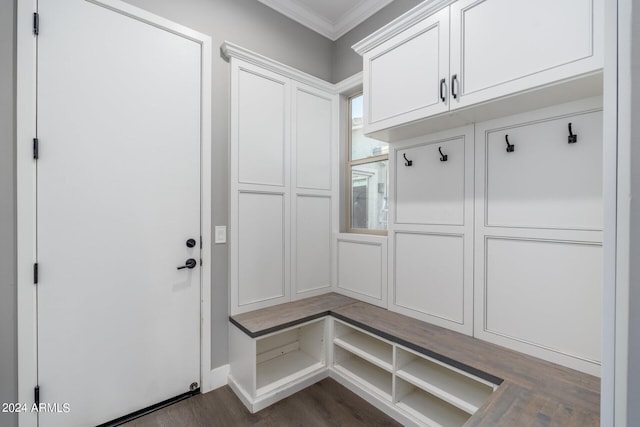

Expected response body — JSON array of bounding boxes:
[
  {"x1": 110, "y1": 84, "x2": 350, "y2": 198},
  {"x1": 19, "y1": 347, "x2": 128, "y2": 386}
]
[{"x1": 257, "y1": 0, "x2": 394, "y2": 41}]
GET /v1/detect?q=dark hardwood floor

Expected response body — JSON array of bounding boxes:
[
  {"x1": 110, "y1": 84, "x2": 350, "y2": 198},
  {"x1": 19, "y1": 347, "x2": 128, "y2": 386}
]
[{"x1": 123, "y1": 378, "x2": 401, "y2": 427}]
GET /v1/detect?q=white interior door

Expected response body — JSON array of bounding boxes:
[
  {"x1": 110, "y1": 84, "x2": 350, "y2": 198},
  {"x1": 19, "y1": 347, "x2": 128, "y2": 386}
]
[{"x1": 36, "y1": 1, "x2": 202, "y2": 425}]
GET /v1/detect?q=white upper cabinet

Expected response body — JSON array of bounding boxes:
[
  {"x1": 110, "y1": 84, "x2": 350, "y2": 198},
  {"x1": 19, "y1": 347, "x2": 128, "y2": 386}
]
[
  {"x1": 354, "y1": 0, "x2": 603, "y2": 141},
  {"x1": 364, "y1": 7, "x2": 450, "y2": 134},
  {"x1": 449, "y1": 0, "x2": 600, "y2": 109}
]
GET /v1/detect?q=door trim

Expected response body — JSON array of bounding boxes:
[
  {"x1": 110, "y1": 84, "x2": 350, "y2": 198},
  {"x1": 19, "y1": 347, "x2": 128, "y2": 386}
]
[{"x1": 16, "y1": 1, "x2": 213, "y2": 425}]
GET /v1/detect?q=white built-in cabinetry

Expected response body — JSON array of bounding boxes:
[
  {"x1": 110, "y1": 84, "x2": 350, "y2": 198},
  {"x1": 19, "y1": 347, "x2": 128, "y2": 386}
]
[
  {"x1": 352, "y1": 0, "x2": 604, "y2": 375},
  {"x1": 224, "y1": 43, "x2": 338, "y2": 315},
  {"x1": 474, "y1": 98, "x2": 603, "y2": 375},
  {"x1": 354, "y1": 0, "x2": 603, "y2": 141},
  {"x1": 228, "y1": 318, "x2": 328, "y2": 412},
  {"x1": 331, "y1": 319, "x2": 497, "y2": 427},
  {"x1": 388, "y1": 126, "x2": 474, "y2": 335},
  {"x1": 229, "y1": 314, "x2": 498, "y2": 425}
]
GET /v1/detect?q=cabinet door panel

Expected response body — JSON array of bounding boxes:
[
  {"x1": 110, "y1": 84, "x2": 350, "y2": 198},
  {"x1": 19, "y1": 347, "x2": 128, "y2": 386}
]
[
  {"x1": 484, "y1": 238, "x2": 601, "y2": 363},
  {"x1": 293, "y1": 86, "x2": 333, "y2": 191},
  {"x1": 451, "y1": 0, "x2": 599, "y2": 108},
  {"x1": 238, "y1": 192, "x2": 286, "y2": 306},
  {"x1": 395, "y1": 137, "x2": 465, "y2": 225},
  {"x1": 294, "y1": 196, "x2": 332, "y2": 295},
  {"x1": 394, "y1": 233, "x2": 465, "y2": 324},
  {"x1": 238, "y1": 67, "x2": 288, "y2": 186},
  {"x1": 337, "y1": 239, "x2": 384, "y2": 301},
  {"x1": 364, "y1": 7, "x2": 449, "y2": 133},
  {"x1": 485, "y1": 111, "x2": 602, "y2": 230}
]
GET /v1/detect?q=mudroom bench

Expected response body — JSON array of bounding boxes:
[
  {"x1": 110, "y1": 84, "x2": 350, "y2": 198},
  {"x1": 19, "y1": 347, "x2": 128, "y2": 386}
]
[{"x1": 228, "y1": 293, "x2": 600, "y2": 426}]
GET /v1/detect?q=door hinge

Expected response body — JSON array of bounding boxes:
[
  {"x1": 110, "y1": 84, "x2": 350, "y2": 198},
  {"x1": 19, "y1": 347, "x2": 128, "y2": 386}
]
[
  {"x1": 33, "y1": 13, "x2": 39, "y2": 36},
  {"x1": 33, "y1": 138, "x2": 39, "y2": 160},
  {"x1": 34, "y1": 386, "x2": 40, "y2": 406},
  {"x1": 34, "y1": 263, "x2": 39, "y2": 284}
]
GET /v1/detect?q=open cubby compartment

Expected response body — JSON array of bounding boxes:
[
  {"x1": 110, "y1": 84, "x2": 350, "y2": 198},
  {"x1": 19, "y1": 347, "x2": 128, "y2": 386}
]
[
  {"x1": 395, "y1": 377, "x2": 471, "y2": 427},
  {"x1": 333, "y1": 345, "x2": 393, "y2": 401},
  {"x1": 255, "y1": 318, "x2": 327, "y2": 396},
  {"x1": 395, "y1": 347, "x2": 497, "y2": 415},
  {"x1": 333, "y1": 319, "x2": 393, "y2": 371}
]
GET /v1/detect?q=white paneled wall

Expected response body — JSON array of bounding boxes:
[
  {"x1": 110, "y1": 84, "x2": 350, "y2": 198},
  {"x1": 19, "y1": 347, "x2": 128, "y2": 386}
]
[
  {"x1": 388, "y1": 126, "x2": 475, "y2": 335},
  {"x1": 474, "y1": 97, "x2": 603, "y2": 375},
  {"x1": 227, "y1": 49, "x2": 338, "y2": 315},
  {"x1": 291, "y1": 83, "x2": 339, "y2": 300},
  {"x1": 336, "y1": 234, "x2": 388, "y2": 307}
]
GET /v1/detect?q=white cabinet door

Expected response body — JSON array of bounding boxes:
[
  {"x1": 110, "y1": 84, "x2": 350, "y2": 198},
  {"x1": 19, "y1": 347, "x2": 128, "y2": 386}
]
[
  {"x1": 291, "y1": 82, "x2": 337, "y2": 299},
  {"x1": 450, "y1": 0, "x2": 602, "y2": 109},
  {"x1": 234, "y1": 62, "x2": 290, "y2": 187},
  {"x1": 363, "y1": 7, "x2": 449, "y2": 134}
]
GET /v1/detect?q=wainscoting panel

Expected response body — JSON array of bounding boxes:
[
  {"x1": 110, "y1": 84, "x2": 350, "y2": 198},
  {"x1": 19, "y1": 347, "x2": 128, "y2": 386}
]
[
  {"x1": 293, "y1": 87, "x2": 333, "y2": 191},
  {"x1": 237, "y1": 65, "x2": 289, "y2": 187},
  {"x1": 238, "y1": 192, "x2": 288, "y2": 308},
  {"x1": 336, "y1": 234, "x2": 387, "y2": 307},
  {"x1": 294, "y1": 195, "x2": 332, "y2": 296},
  {"x1": 482, "y1": 237, "x2": 602, "y2": 364},
  {"x1": 395, "y1": 137, "x2": 466, "y2": 226},
  {"x1": 485, "y1": 110, "x2": 603, "y2": 230},
  {"x1": 393, "y1": 232, "x2": 465, "y2": 324}
]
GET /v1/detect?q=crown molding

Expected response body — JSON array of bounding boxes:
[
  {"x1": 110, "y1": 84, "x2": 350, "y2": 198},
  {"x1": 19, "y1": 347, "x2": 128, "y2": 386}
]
[
  {"x1": 221, "y1": 41, "x2": 363, "y2": 95},
  {"x1": 352, "y1": 0, "x2": 453, "y2": 55},
  {"x1": 331, "y1": 0, "x2": 393, "y2": 40},
  {"x1": 257, "y1": 0, "x2": 392, "y2": 41},
  {"x1": 334, "y1": 72, "x2": 363, "y2": 95},
  {"x1": 221, "y1": 41, "x2": 335, "y2": 93}
]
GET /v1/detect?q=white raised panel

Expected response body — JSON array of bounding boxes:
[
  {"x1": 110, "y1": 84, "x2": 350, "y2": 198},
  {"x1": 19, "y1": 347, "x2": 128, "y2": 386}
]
[
  {"x1": 394, "y1": 232, "x2": 464, "y2": 325},
  {"x1": 336, "y1": 235, "x2": 387, "y2": 307},
  {"x1": 237, "y1": 65, "x2": 289, "y2": 186},
  {"x1": 483, "y1": 238, "x2": 602, "y2": 364},
  {"x1": 450, "y1": 0, "x2": 601, "y2": 108},
  {"x1": 293, "y1": 85, "x2": 332, "y2": 191},
  {"x1": 395, "y1": 137, "x2": 465, "y2": 225},
  {"x1": 485, "y1": 111, "x2": 602, "y2": 230},
  {"x1": 364, "y1": 7, "x2": 449, "y2": 133},
  {"x1": 238, "y1": 192, "x2": 287, "y2": 307},
  {"x1": 294, "y1": 196, "x2": 332, "y2": 295}
]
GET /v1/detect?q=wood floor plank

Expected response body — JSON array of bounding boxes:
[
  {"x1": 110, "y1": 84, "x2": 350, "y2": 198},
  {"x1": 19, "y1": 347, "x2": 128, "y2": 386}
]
[{"x1": 123, "y1": 379, "x2": 401, "y2": 427}]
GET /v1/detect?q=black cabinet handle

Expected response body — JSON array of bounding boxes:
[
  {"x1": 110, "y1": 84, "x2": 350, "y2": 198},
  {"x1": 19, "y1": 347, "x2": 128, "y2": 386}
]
[
  {"x1": 177, "y1": 258, "x2": 197, "y2": 270},
  {"x1": 451, "y1": 74, "x2": 458, "y2": 99},
  {"x1": 440, "y1": 78, "x2": 446, "y2": 102}
]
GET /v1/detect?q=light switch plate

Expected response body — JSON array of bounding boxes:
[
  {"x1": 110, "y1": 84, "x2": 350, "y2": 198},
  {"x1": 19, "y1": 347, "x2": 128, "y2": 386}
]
[{"x1": 214, "y1": 226, "x2": 227, "y2": 244}]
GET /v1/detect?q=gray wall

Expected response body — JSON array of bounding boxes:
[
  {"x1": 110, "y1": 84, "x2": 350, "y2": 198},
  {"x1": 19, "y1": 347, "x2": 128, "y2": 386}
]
[
  {"x1": 0, "y1": 0, "x2": 16, "y2": 425},
  {"x1": 331, "y1": 0, "x2": 423, "y2": 83}
]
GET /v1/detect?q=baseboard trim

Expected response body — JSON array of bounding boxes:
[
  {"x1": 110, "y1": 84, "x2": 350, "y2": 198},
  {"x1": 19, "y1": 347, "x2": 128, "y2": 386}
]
[{"x1": 208, "y1": 364, "x2": 230, "y2": 392}]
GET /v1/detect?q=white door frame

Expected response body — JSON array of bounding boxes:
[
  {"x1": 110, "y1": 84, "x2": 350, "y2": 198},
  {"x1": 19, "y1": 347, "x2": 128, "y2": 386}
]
[{"x1": 16, "y1": 1, "x2": 212, "y2": 425}]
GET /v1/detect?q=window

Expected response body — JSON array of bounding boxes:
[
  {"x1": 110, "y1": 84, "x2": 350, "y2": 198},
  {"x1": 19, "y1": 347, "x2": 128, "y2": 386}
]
[{"x1": 347, "y1": 93, "x2": 388, "y2": 234}]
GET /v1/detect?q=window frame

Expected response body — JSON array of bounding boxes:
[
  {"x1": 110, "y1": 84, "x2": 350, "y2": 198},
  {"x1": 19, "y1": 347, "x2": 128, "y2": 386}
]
[{"x1": 345, "y1": 92, "x2": 388, "y2": 236}]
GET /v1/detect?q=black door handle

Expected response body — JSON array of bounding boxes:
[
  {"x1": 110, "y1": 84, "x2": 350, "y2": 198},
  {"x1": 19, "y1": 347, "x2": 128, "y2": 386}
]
[
  {"x1": 451, "y1": 74, "x2": 458, "y2": 99},
  {"x1": 440, "y1": 78, "x2": 446, "y2": 102},
  {"x1": 177, "y1": 258, "x2": 197, "y2": 270}
]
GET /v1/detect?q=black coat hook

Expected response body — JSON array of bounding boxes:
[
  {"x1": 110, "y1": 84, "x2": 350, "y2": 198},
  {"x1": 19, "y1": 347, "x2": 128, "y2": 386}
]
[
  {"x1": 403, "y1": 153, "x2": 413, "y2": 166},
  {"x1": 568, "y1": 123, "x2": 577, "y2": 144},
  {"x1": 439, "y1": 147, "x2": 448, "y2": 162},
  {"x1": 505, "y1": 135, "x2": 515, "y2": 153}
]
